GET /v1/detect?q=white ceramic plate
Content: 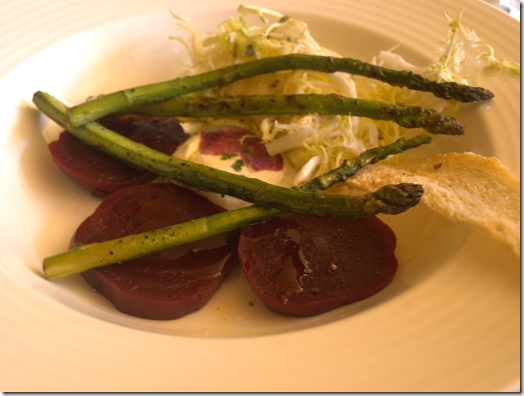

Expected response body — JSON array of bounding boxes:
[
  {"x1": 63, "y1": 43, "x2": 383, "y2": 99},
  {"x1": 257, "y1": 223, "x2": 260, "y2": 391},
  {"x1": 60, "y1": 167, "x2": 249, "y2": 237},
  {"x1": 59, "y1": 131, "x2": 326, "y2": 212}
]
[{"x1": 0, "y1": 0, "x2": 519, "y2": 391}]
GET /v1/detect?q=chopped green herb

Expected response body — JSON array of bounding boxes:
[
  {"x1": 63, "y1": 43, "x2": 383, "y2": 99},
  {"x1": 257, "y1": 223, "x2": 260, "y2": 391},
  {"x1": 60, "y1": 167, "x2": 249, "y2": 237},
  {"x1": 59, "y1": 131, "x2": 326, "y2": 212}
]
[
  {"x1": 231, "y1": 159, "x2": 245, "y2": 172},
  {"x1": 221, "y1": 153, "x2": 238, "y2": 160}
]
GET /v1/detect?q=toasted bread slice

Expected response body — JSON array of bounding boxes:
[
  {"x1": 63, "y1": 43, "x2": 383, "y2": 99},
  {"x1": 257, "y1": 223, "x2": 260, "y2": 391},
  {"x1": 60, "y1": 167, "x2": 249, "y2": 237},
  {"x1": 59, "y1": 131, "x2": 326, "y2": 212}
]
[{"x1": 334, "y1": 152, "x2": 520, "y2": 256}]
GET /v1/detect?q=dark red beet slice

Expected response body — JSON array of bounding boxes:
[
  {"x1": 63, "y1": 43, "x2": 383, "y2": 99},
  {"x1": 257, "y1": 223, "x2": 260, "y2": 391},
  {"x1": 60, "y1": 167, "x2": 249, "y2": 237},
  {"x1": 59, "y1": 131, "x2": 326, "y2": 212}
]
[
  {"x1": 71, "y1": 183, "x2": 239, "y2": 320},
  {"x1": 199, "y1": 125, "x2": 283, "y2": 171},
  {"x1": 238, "y1": 213, "x2": 398, "y2": 317},
  {"x1": 48, "y1": 115, "x2": 188, "y2": 196}
]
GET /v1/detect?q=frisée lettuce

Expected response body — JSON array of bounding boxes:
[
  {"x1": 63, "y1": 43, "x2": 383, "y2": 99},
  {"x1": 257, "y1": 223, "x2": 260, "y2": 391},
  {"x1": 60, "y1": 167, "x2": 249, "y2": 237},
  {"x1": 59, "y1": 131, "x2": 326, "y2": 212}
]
[{"x1": 169, "y1": 5, "x2": 520, "y2": 186}]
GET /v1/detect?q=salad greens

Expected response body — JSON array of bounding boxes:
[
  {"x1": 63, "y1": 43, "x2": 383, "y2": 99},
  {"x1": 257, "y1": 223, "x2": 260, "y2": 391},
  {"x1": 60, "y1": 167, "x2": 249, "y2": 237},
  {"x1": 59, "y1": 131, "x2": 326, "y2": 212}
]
[{"x1": 169, "y1": 5, "x2": 517, "y2": 185}]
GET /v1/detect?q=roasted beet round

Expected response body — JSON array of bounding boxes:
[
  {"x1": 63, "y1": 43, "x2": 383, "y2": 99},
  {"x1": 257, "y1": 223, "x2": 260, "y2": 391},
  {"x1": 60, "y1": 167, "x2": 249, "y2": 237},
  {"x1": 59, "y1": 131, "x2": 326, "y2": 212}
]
[
  {"x1": 48, "y1": 115, "x2": 187, "y2": 196},
  {"x1": 238, "y1": 213, "x2": 398, "y2": 317},
  {"x1": 71, "y1": 182, "x2": 239, "y2": 320}
]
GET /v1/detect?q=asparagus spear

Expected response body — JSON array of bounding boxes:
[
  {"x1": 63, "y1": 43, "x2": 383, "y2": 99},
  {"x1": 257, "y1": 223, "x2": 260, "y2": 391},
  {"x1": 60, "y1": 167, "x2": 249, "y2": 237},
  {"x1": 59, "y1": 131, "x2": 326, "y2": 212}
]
[
  {"x1": 44, "y1": 181, "x2": 423, "y2": 280},
  {"x1": 43, "y1": 205, "x2": 281, "y2": 279},
  {"x1": 34, "y1": 91, "x2": 422, "y2": 219},
  {"x1": 298, "y1": 134, "x2": 432, "y2": 192},
  {"x1": 124, "y1": 94, "x2": 463, "y2": 135},
  {"x1": 67, "y1": 54, "x2": 494, "y2": 127},
  {"x1": 42, "y1": 159, "x2": 426, "y2": 280}
]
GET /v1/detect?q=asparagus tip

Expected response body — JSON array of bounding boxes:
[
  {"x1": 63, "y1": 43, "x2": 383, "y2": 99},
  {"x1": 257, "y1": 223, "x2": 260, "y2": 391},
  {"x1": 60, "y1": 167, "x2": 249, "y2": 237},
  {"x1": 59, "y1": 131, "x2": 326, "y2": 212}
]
[{"x1": 367, "y1": 183, "x2": 424, "y2": 215}]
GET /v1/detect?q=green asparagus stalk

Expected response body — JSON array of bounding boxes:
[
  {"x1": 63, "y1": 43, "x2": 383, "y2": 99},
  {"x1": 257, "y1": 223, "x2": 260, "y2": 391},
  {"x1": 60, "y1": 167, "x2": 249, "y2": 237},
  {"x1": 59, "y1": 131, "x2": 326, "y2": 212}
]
[
  {"x1": 34, "y1": 91, "x2": 422, "y2": 219},
  {"x1": 44, "y1": 205, "x2": 280, "y2": 279},
  {"x1": 43, "y1": 181, "x2": 423, "y2": 280},
  {"x1": 124, "y1": 94, "x2": 463, "y2": 135},
  {"x1": 67, "y1": 54, "x2": 494, "y2": 127},
  {"x1": 298, "y1": 135, "x2": 432, "y2": 192}
]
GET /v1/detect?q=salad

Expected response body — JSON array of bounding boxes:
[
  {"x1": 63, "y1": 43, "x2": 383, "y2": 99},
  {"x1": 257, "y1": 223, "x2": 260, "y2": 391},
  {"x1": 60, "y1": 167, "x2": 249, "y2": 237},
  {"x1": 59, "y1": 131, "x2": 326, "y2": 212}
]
[
  {"x1": 34, "y1": 5, "x2": 520, "y2": 320},
  {"x1": 168, "y1": 5, "x2": 518, "y2": 185}
]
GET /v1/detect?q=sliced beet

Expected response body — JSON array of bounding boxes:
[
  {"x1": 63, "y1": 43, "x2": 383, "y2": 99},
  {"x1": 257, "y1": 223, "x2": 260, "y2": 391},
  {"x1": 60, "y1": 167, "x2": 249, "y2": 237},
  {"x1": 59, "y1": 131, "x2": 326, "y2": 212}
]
[
  {"x1": 238, "y1": 213, "x2": 398, "y2": 317},
  {"x1": 71, "y1": 183, "x2": 239, "y2": 320},
  {"x1": 199, "y1": 125, "x2": 283, "y2": 171},
  {"x1": 48, "y1": 115, "x2": 188, "y2": 196}
]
